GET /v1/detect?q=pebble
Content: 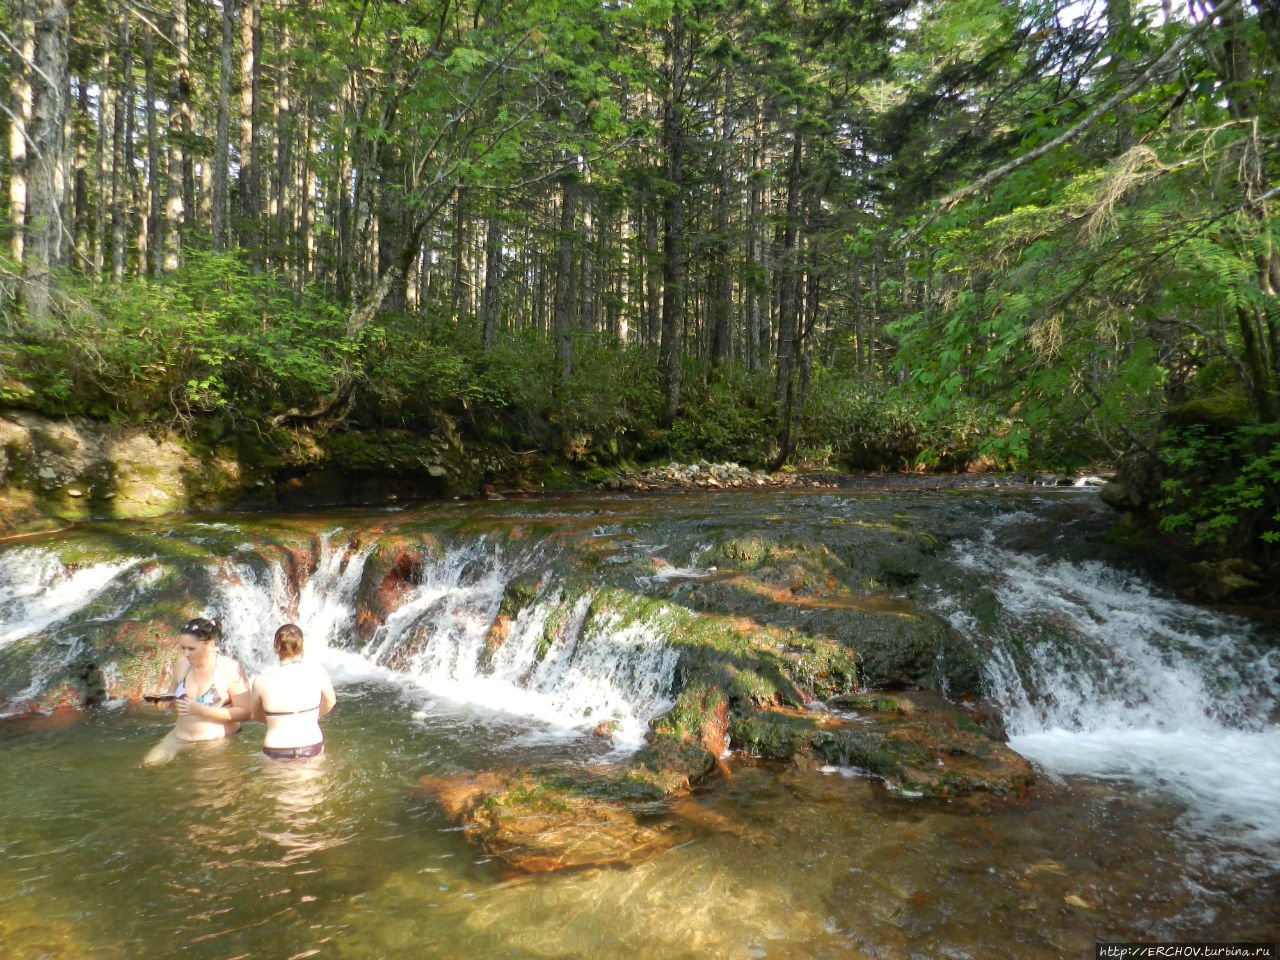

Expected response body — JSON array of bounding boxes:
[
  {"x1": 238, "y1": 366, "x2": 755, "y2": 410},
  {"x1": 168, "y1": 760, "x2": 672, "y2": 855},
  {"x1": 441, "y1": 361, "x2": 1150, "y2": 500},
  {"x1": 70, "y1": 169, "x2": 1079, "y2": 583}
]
[{"x1": 606, "y1": 461, "x2": 817, "y2": 492}]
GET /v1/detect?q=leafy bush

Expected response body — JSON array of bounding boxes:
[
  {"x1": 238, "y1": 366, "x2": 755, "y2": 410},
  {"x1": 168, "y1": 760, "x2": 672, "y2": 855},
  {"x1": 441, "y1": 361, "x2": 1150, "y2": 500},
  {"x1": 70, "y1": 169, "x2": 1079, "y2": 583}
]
[
  {"x1": 3, "y1": 251, "x2": 347, "y2": 427},
  {"x1": 796, "y1": 368, "x2": 999, "y2": 470},
  {"x1": 668, "y1": 363, "x2": 775, "y2": 464},
  {"x1": 1158, "y1": 421, "x2": 1280, "y2": 547}
]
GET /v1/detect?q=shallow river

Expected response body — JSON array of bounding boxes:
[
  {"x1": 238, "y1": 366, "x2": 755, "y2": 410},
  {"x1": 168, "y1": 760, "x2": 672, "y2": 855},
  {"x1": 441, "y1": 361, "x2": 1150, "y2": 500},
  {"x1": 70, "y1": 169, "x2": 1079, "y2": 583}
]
[{"x1": 1, "y1": 488, "x2": 1277, "y2": 958}]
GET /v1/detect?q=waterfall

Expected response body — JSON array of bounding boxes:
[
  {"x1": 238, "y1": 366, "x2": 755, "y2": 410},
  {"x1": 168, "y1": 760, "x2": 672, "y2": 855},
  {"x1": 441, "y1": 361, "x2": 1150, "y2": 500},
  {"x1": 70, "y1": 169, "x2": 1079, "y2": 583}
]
[
  {"x1": 0, "y1": 528, "x2": 678, "y2": 749},
  {"x1": 938, "y1": 520, "x2": 1280, "y2": 854},
  {"x1": 0, "y1": 548, "x2": 143, "y2": 650},
  {"x1": 355, "y1": 540, "x2": 678, "y2": 747}
]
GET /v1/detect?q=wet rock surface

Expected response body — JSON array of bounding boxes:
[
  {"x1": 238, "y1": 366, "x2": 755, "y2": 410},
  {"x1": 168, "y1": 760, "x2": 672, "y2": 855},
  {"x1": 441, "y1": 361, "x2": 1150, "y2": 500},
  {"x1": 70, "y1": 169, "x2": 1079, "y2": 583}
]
[
  {"x1": 0, "y1": 487, "x2": 1074, "y2": 871},
  {"x1": 0, "y1": 410, "x2": 251, "y2": 534}
]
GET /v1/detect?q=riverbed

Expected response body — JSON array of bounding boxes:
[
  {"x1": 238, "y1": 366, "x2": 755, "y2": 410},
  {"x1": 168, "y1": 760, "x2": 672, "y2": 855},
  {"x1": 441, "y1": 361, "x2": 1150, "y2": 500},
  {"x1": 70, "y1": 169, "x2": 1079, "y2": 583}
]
[{"x1": 1, "y1": 488, "x2": 1277, "y2": 958}]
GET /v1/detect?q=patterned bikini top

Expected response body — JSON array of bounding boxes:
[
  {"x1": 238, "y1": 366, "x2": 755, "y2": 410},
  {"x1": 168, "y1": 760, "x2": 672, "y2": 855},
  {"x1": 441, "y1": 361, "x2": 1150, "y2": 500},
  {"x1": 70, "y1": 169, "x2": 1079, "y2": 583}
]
[{"x1": 175, "y1": 656, "x2": 230, "y2": 707}]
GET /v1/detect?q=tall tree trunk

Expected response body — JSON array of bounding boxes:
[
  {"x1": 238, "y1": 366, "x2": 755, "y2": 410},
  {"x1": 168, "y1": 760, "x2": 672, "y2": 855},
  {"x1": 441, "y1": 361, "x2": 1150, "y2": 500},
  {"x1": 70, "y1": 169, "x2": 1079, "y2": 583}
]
[
  {"x1": 7, "y1": 0, "x2": 34, "y2": 264},
  {"x1": 659, "y1": 14, "x2": 687, "y2": 423},
  {"x1": 164, "y1": 0, "x2": 191, "y2": 272},
  {"x1": 72, "y1": 78, "x2": 89, "y2": 264},
  {"x1": 579, "y1": 188, "x2": 596, "y2": 334},
  {"x1": 554, "y1": 176, "x2": 577, "y2": 379},
  {"x1": 644, "y1": 204, "x2": 660, "y2": 349},
  {"x1": 271, "y1": 15, "x2": 296, "y2": 276},
  {"x1": 480, "y1": 208, "x2": 503, "y2": 348},
  {"x1": 797, "y1": 238, "x2": 819, "y2": 410},
  {"x1": 745, "y1": 98, "x2": 766, "y2": 372},
  {"x1": 709, "y1": 98, "x2": 734, "y2": 368},
  {"x1": 773, "y1": 134, "x2": 803, "y2": 410},
  {"x1": 448, "y1": 187, "x2": 470, "y2": 316},
  {"x1": 144, "y1": 30, "x2": 161, "y2": 276},
  {"x1": 212, "y1": 0, "x2": 235, "y2": 250},
  {"x1": 1210, "y1": 0, "x2": 1279, "y2": 417},
  {"x1": 239, "y1": 0, "x2": 260, "y2": 259},
  {"x1": 1107, "y1": 0, "x2": 1138, "y2": 150},
  {"x1": 92, "y1": 44, "x2": 108, "y2": 275},
  {"x1": 303, "y1": 112, "x2": 318, "y2": 284},
  {"x1": 21, "y1": 0, "x2": 71, "y2": 319},
  {"x1": 110, "y1": 20, "x2": 128, "y2": 279}
]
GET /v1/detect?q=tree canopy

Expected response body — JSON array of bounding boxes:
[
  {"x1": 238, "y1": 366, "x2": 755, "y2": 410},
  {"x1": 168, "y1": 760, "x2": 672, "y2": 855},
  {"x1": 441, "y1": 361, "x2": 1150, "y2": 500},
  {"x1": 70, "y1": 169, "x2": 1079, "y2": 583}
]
[{"x1": 2, "y1": 0, "x2": 1278, "y2": 544}]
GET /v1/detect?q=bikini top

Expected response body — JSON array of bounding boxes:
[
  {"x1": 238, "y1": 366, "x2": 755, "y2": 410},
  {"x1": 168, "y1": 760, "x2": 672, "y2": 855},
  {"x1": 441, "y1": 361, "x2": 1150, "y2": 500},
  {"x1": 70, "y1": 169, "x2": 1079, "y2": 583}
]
[
  {"x1": 261, "y1": 661, "x2": 322, "y2": 716},
  {"x1": 263, "y1": 703, "x2": 321, "y2": 716},
  {"x1": 175, "y1": 656, "x2": 230, "y2": 707}
]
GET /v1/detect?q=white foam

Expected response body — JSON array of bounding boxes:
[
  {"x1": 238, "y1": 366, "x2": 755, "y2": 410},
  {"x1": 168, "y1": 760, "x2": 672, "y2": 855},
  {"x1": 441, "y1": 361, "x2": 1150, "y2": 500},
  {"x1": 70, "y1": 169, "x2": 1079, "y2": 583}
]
[
  {"x1": 1010, "y1": 727, "x2": 1280, "y2": 854},
  {"x1": 0, "y1": 548, "x2": 143, "y2": 649},
  {"x1": 942, "y1": 529, "x2": 1280, "y2": 857}
]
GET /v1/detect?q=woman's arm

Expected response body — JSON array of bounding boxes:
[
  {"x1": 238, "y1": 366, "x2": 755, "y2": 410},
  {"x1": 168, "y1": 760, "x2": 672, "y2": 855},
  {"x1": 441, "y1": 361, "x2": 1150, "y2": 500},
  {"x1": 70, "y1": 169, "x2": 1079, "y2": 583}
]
[
  {"x1": 250, "y1": 677, "x2": 267, "y2": 724},
  {"x1": 166, "y1": 656, "x2": 188, "y2": 695},
  {"x1": 317, "y1": 667, "x2": 337, "y2": 718},
  {"x1": 224, "y1": 661, "x2": 252, "y2": 723}
]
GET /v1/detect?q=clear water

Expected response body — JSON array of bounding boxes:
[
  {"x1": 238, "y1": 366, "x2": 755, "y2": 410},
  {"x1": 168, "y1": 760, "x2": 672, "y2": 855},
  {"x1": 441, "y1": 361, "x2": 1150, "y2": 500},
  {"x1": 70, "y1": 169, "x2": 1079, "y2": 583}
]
[
  {"x1": 2, "y1": 490, "x2": 1279, "y2": 957},
  {"x1": 3, "y1": 685, "x2": 1277, "y2": 960}
]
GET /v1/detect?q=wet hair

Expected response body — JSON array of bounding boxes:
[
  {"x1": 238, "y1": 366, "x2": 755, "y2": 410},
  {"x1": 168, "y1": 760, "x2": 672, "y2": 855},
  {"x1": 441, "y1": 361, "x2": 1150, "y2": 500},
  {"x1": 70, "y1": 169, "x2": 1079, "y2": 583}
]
[
  {"x1": 274, "y1": 623, "x2": 305, "y2": 659},
  {"x1": 181, "y1": 617, "x2": 221, "y2": 643}
]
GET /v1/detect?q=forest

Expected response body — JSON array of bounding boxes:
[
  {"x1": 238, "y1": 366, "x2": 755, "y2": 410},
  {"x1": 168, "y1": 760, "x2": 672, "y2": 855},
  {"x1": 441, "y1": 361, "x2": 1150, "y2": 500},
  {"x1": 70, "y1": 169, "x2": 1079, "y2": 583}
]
[{"x1": 1, "y1": 0, "x2": 1278, "y2": 555}]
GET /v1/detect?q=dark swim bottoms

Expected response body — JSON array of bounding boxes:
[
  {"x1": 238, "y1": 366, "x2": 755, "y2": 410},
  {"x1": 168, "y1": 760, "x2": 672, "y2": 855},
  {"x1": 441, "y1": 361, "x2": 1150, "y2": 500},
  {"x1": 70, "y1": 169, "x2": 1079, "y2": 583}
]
[{"x1": 262, "y1": 742, "x2": 324, "y2": 760}]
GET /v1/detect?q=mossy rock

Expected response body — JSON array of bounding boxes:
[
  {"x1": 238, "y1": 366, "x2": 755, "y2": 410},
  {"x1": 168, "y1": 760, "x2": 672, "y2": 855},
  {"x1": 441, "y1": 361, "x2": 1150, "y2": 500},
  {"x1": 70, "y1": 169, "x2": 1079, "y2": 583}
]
[
  {"x1": 729, "y1": 706, "x2": 822, "y2": 759},
  {"x1": 420, "y1": 766, "x2": 694, "y2": 873},
  {"x1": 828, "y1": 692, "x2": 911, "y2": 714},
  {"x1": 1162, "y1": 387, "x2": 1252, "y2": 430},
  {"x1": 851, "y1": 610, "x2": 984, "y2": 697},
  {"x1": 815, "y1": 695, "x2": 1033, "y2": 797},
  {"x1": 729, "y1": 698, "x2": 1032, "y2": 798},
  {"x1": 417, "y1": 686, "x2": 725, "y2": 873}
]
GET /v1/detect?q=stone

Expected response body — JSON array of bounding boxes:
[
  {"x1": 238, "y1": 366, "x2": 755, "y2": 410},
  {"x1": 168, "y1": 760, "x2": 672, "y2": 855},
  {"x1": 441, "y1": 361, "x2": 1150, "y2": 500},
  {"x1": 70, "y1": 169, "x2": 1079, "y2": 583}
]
[
  {"x1": 1190, "y1": 559, "x2": 1263, "y2": 602},
  {"x1": 418, "y1": 767, "x2": 696, "y2": 873},
  {"x1": 1099, "y1": 450, "x2": 1162, "y2": 512},
  {"x1": 733, "y1": 693, "x2": 1033, "y2": 798},
  {"x1": 427, "y1": 464, "x2": 448, "y2": 478}
]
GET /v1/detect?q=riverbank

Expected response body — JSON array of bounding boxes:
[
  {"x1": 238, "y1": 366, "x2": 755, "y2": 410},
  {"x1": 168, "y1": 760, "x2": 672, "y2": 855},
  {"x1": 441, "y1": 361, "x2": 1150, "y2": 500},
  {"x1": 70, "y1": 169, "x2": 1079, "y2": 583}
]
[{"x1": 0, "y1": 407, "x2": 1092, "y2": 537}]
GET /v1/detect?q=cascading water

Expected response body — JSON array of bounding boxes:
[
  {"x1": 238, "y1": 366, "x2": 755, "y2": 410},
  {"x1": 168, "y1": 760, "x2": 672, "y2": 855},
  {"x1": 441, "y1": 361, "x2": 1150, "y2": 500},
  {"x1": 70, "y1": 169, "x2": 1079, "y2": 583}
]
[
  {"x1": 0, "y1": 526, "x2": 678, "y2": 750},
  {"x1": 354, "y1": 538, "x2": 678, "y2": 747},
  {"x1": 937, "y1": 514, "x2": 1280, "y2": 855},
  {"x1": 0, "y1": 548, "x2": 142, "y2": 650},
  {"x1": 212, "y1": 533, "x2": 376, "y2": 675}
]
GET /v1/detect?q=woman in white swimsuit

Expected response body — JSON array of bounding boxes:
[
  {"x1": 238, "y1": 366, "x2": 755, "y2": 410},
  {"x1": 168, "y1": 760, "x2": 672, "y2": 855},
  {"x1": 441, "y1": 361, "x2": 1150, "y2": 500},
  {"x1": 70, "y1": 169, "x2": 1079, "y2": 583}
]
[
  {"x1": 144, "y1": 618, "x2": 251, "y2": 765},
  {"x1": 252, "y1": 624, "x2": 336, "y2": 760}
]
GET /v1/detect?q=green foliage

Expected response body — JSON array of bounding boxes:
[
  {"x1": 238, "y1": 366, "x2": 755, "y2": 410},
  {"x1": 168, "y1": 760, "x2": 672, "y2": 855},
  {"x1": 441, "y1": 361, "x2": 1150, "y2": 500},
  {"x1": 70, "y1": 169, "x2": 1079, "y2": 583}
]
[
  {"x1": 796, "y1": 367, "x2": 1004, "y2": 469},
  {"x1": 1158, "y1": 422, "x2": 1280, "y2": 546},
  {"x1": 3, "y1": 251, "x2": 347, "y2": 428},
  {"x1": 668, "y1": 364, "x2": 774, "y2": 463}
]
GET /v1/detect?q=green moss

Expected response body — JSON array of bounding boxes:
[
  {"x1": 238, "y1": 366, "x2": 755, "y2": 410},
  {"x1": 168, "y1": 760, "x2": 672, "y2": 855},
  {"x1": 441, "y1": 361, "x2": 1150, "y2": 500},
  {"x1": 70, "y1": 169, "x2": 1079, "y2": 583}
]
[
  {"x1": 498, "y1": 574, "x2": 541, "y2": 620},
  {"x1": 729, "y1": 708, "x2": 820, "y2": 760},
  {"x1": 1162, "y1": 388, "x2": 1252, "y2": 430},
  {"x1": 830, "y1": 693, "x2": 908, "y2": 713},
  {"x1": 647, "y1": 684, "x2": 726, "y2": 743}
]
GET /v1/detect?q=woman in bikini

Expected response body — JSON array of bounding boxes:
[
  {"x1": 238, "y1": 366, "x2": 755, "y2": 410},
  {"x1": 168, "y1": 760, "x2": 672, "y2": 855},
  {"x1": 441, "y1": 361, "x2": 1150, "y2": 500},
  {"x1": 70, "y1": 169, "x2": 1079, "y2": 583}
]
[
  {"x1": 252, "y1": 624, "x2": 336, "y2": 760},
  {"x1": 144, "y1": 617, "x2": 251, "y2": 765}
]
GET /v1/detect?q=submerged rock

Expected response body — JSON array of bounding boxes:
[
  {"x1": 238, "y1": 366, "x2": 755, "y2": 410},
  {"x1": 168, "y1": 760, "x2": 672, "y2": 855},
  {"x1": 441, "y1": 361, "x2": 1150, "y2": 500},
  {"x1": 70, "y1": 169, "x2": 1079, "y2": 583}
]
[
  {"x1": 734, "y1": 692, "x2": 1033, "y2": 798},
  {"x1": 417, "y1": 690, "x2": 725, "y2": 872},
  {"x1": 419, "y1": 768, "x2": 695, "y2": 873}
]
